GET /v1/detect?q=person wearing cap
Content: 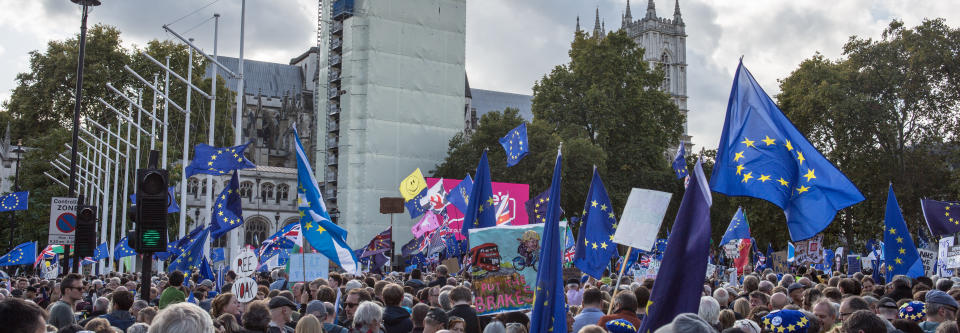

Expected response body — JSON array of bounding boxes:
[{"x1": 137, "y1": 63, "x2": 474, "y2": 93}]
[
  {"x1": 920, "y1": 290, "x2": 959, "y2": 333},
  {"x1": 875, "y1": 297, "x2": 900, "y2": 322},
  {"x1": 423, "y1": 307, "x2": 448, "y2": 333},
  {"x1": 268, "y1": 296, "x2": 298, "y2": 333},
  {"x1": 788, "y1": 283, "x2": 806, "y2": 305}
]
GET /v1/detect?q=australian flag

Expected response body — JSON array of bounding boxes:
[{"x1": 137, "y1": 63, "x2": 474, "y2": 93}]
[
  {"x1": 0, "y1": 191, "x2": 29, "y2": 212},
  {"x1": 529, "y1": 147, "x2": 566, "y2": 333},
  {"x1": 638, "y1": 158, "x2": 712, "y2": 332},
  {"x1": 710, "y1": 61, "x2": 864, "y2": 241},
  {"x1": 573, "y1": 169, "x2": 619, "y2": 279},
  {"x1": 208, "y1": 171, "x2": 244, "y2": 239},
  {"x1": 184, "y1": 142, "x2": 256, "y2": 178},
  {"x1": 499, "y1": 123, "x2": 529, "y2": 167},
  {"x1": 672, "y1": 143, "x2": 687, "y2": 179},
  {"x1": 922, "y1": 199, "x2": 960, "y2": 237}
]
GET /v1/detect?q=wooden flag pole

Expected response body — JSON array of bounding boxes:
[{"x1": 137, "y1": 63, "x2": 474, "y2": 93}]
[{"x1": 607, "y1": 247, "x2": 633, "y2": 314}]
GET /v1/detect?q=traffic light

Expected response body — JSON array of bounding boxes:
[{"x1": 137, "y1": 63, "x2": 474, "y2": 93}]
[
  {"x1": 134, "y1": 166, "x2": 168, "y2": 252},
  {"x1": 74, "y1": 205, "x2": 97, "y2": 257}
]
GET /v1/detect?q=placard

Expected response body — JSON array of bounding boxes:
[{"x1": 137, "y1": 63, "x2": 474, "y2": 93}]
[
  {"x1": 795, "y1": 234, "x2": 823, "y2": 264},
  {"x1": 288, "y1": 253, "x2": 330, "y2": 282},
  {"x1": 939, "y1": 237, "x2": 954, "y2": 276},
  {"x1": 48, "y1": 197, "x2": 78, "y2": 245},
  {"x1": 847, "y1": 255, "x2": 862, "y2": 274},
  {"x1": 234, "y1": 248, "x2": 258, "y2": 277},
  {"x1": 613, "y1": 188, "x2": 672, "y2": 251},
  {"x1": 232, "y1": 276, "x2": 258, "y2": 302},
  {"x1": 770, "y1": 250, "x2": 789, "y2": 273},
  {"x1": 946, "y1": 246, "x2": 960, "y2": 269},
  {"x1": 919, "y1": 249, "x2": 937, "y2": 276}
]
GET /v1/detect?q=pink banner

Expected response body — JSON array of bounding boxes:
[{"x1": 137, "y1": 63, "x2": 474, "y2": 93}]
[{"x1": 426, "y1": 178, "x2": 530, "y2": 239}]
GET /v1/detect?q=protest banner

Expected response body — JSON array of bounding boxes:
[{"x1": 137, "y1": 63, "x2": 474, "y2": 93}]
[
  {"x1": 795, "y1": 234, "x2": 823, "y2": 264},
  {"x1": 612, "y1": 188, "x2": 672, "y2": 251},
  {"x1": 947, "y1": 246, "x2": 960, "y2": 269},
  {"x1": 939, "y1": 237, "x2": 955, "y2": 276},
  {"x1": 427, "y1": 178, "x2": 530, "y2": 240},
  {"x1": 467, "y1": 222, "x2": 567, "y2": 316},
  {"x1": 770, "y1": 250, "x2": 789, "y2": 273}
]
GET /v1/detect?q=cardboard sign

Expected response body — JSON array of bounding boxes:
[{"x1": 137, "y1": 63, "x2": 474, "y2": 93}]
[
  {"x1": 770, "y1": 250, "x2": 789, "y2": 273},
  {"x1": 48, "y1": 197, "x2": 78, "y2": 245},
  {"x1": 947, "y1": 246, "x2": 960, "y2": 269},
  {"x1": 919, "y1": 249, "x2": 937, "y2": 276},
  {"x1": 287, "y1": 253, "x2": 330, "y2": 282},
  {"x1": 939, "y1": 237, "x2": 955, "y2": 276},
  {"x1": 795, "y1": 234, "x2": 823, "y2": 264},
  {"x1": 613, "y1": 188, "x2": 672, "y2": 251},
  {"x1": 232, "y1": 276, "x2": 258, "y2": 302},
  {"x1": 234, "y1": 248, "x2": 258, "y2": 277}
]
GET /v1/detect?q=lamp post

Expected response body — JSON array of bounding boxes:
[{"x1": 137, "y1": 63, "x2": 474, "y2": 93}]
[
  {"x1": 274, "y1": 212, "x2": 280, "y2": 232},
  {"x1": 68, "y1": 0, "x2": 101, "y2": 274},
  {"x1": 8, "y1": 140, "x2": 24, "y2": 248}
]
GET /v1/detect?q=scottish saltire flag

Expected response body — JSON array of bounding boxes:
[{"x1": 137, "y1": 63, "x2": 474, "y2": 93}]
[
  {"x1": 884, "y1": 185, "x2": 924, "y2": 280},
  {"x1": 360, "y1": 227, "x2": 392, "y2": 258},
  {"x1": 446, "y1": 175, "x2": 473, "y2": 213},
  {"x1": 92, "y1": 242, "x2": 108, "y2": 261},
  {"x1": 574, "y1": 169, "x2": 619, "y2": 279},
  {"x1": 638, "y1": 158, "x2": 712, "y2": 333},
  {"x1": 114, "y1": 237, "x2": 137, "y2": 258},
  {"x1": 0, "y1": 242, "x2": 35, "y2": 266},
  {"x1": 293, "y1": 124, "x2": 359, "y2": 274},
  {"x1": 720, "y1": 207, "x2": 751, "y2": 245},
  {"x1": 184, "y1": 142, "x2": 256, "y2": 178},
  {"x1": 672, "y1": 143, "x2": 687, "y2": 179},
  {"x1": 787, "y1": 242, "x2": 795, "y2": 262},
  {"x1": 168, "y1": 228, "x2": 209, "y2": 274},
  {"x1": 922, "y1": 199, "x2": 960, "y2": 236},
  {"x1": 499, "y1": 123, "x2": 529, "y2": 167},
  {"x1": 209, "y1": 171, "x2": 244, "y2": 239},
  {"x1": 710, "y1": 61, "x2": 864, "y2": 242},
  {"x1": 530, "y1": 147, "x2": 566, "y2": 333},
  {"x1": 461, "y1": 151, "x2": 497, "y2": 237},
  {"x1": 130, "y1": 186, "x2": 180, "y2": 213},
  {"x1": 0, "y1": 191, "x2": 28, "y2": 212}
]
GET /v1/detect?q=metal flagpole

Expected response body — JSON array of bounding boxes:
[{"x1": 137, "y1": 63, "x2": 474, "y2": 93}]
[
  {"x1": 180, "y1": 40, "x2": 195, "y2": 240},
  {"x1": 151, "y1": 74, "x2": 158, "y2": 150},
  {"x1": 109, "y1": 122, "x2": 121, "y2": 272},
  {"x1": 118, "y1": 104, "x2": 133, "y2": 273},
  {"x1": 162, "y1": 56, "x2": 171, "y2": 170},
  {"x1": 229, "y1": 0, "x2": 247, "y2": 266},
  {"x1": 99, "y1": 132, "x2": 112, "y2": 273},
  {"x1": 204, "y1": 14, "x2": 219, "y2": 257}
]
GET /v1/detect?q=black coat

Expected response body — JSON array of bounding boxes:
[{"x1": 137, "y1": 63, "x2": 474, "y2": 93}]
[
  {"x1": 447, "y1": 304, "x2": 480, "y2": 333},
  {"x1": 383, "y1": 306, "x2": 413, "y2": 333}
]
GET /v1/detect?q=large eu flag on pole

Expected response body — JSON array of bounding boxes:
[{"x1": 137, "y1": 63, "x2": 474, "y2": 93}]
[
  {"x1": 92, "y1": 242, "x2": 108, "y2": 261},
  {"x1": 710, "y1": 61, "x2": 864, "y2": 241},
  {"x1": 0, "y1": 241, "x2": 35, "y2": 266},
  {"x1": 499, "y1": 123, "x2": 529, "y2": 167},
  {"x1": 638, "y1": 158, "x2": 712, "y2": 333},
  {"x1": 573, "y1": 169, "x2": 619, "y2": 279},
  {"x1": 184, "y1": 142, "x2": 256, "y2": 178},
  {"x1": 530, "y1": 147, "x2": 566, "y2": 333},
  {"x1": 672, "y1": 143, "x2": 688, "y2": 179},
  {"x1": 461, "y1": 150, "x2": 496, "y2": 237},
  {"x1": 922, "y1": 199, "x2": 960, "y2": 236},
  {"x1": 208, "y1": 171, "x2": 244, "y2": 239},
  {"x1": 884, "y1": 185, "x2": 924, "y2": 280},
  {"x1": 0, "y1": 191, "x2": 29, "y2": 212},
  {"x1": 114, "y1": 237, "x2": 137, "y2": 258},
  {"x1": 168, "y1": 228, "x2": 209, "y2": 274}
]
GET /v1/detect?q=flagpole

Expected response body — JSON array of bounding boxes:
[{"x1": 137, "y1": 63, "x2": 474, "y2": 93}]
[
  {"x1": 607, "y1": 247, "x2": 632, "y2": 314},
  {"x1": 179, "y1": 39, "x2": 194, "y2": 240}
]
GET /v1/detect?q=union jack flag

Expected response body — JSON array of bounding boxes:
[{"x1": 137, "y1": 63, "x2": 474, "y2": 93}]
[{"x1": 35, "y1": 245, "x2": 58, "y2": 267}]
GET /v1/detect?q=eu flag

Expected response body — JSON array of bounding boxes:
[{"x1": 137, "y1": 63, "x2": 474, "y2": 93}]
[
  {"x1": 0, "y1": 191, "x2": 29, "y2": 212},
  {"x1": 400, "y1": 237, "x2": 420, "y2": 257},
  {"x1": 530, "y1": 147, "x2": 566, "y2": 333},
  {"x1": 710, "y1": 61, "x2": 864, "y2": 241},
  {"x1": 199, "y1": 257, "x2": 215, "y2": 282},
  {"x1": 499, "y1": 123, "x2": 529, "y2": 167},
  {"x1": 573, "y1": 169, "x2": 619, "y2": 279},
  {"x1": 168, "y1": 228, "x2": 209, "y2": 274},
  {"x1": 130, "y1": 186, "x2": 180, "y2": 213},
  {"x1": 525, "y1": 189, "x2": 563, "y2": 224},
  {"x1": 404, "y1": 189, "x2": 429, "y2": 219},
  {"x1": 208, "y1": 171, "x2": 244, "y2": 239},
  {"x1": 446, "y1": 175, "x2": 473, "y2": 213},
  {"x1": 0, "y1": 241, "x2": 35, "y2": 266},
  {"x1": 719, "y1": 207, "x2": 751, "y2": 245},
  {"x1": 672, "y1": 143, "x2": 687, "y2": 179},
  {"x1": 114, "y1": 237, "x2": 137, "y2": 258},
  {"x1": 638, "y1": 158, "x2": 712, "y2": 333},
  {"x1": 884, "y1": 185, "x2": 924, "y2": 280},
  {"x1": 461, "y1": 151, "x2": 496, "y2": 237},
  {"x1": 183, "y1": 142, "x2": 256, "y2": 178},
  {"x1": 922, "y1": 199, "x2": 960, "y2": 236},
  {"x1": 293, "y1": 124, "x2": 359, "y2": 274},
  {"x1": 92, "y1": 242, "x2": 108, "y2": 261}
]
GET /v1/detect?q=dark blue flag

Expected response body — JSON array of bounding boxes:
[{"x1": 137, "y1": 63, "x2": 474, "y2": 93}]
[
  {"x1": 114, "y1": 237, "x2": 137, "y2": 258},
  {"x1": 208, "y1": 171, "x2": 244, "y2": 239},
  {"x1": 360, "y1": 227, "x2": 392, "y2": 258},
  {"x1": 461, "y1": 151, "x2": 496, "y2": 237},
  {"x1": 130, "y1": 186, "x2": 180, "y2": 213},
  {"x1": 199, "y1": 257, "x2": 215, "y2": 282},
  {"x1": 922, "y1": 199, "x2": 960, "y2": 237},
  {"x1": 168, "y1": 228, "x2": 209, "y2": 274},
  {"x1": 525, "y1": 189, "x2": 563, "y2": 224},
  {"x1": 884, "y1": 185, "x2": 924, "y2": 280},
  {"x1": 92, "y1": 242, "x2": 108, "y2": 261},
  {"x1": 184, "y1": 142, "x2": 256, "y2": 178},
  {"x1": 720, "y1": 207, "x2": 751, "y2": 245},
  {"x1": 405, "y1": 189, "x2": 429, "y2": 219},
  {"x1": 401, "y1": 237, "x2": 421, "y2": 257},
  {"x1": 0, "y1": 241, "x2": 35, "y2": 266},
  {"x1": 210, "y1": 248, "x2": 226, "y2": 263},
  {"x1": 499, "y1": 123, "x2": 529, "y2": 167},
  {"x1": 446, "y1": 175, "x2": 473, "y2": 213},
  {"x1": 0, "y1": 191, "x2": 28, "y2": 212},
  {"x1": 710, "y1": 61, "x2": 864, "y2": 241},
  {"x1": 573, "y1": 169, "x2": 619, "y2": 279},
  {"x1": 638, "y1": 158, "x2": 712, "y2": 333},
  {"x1": 530, "y1": 147, "x2": 566, "y2": 333},
  {"x1": 672, "y1": 143, "x2": 688, "y2": 179}
]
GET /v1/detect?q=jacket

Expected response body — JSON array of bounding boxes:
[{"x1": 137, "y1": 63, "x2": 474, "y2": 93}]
[
  {"x1": 597, "y1": 309, "x2": 643, "y2": 329},
  {"x1": 382, "y1": 306, "x2": 413, "y2": 333},
  {"x1": 447, "y1": 304, "x2": 480, "y2": 333},
  {"x1": 100, "y1": 310, "x2": 136, "y2": 332},
  {"x1": 159, "y1": 286, "x2": 186, "y2": 309}
]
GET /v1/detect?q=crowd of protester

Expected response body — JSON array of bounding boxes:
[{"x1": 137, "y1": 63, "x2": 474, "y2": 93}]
[{"x1": 2, "y1": 263, "x2": 960, "y2": 333}]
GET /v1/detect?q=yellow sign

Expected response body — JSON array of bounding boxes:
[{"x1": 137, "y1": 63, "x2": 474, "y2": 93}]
[{"x1": 399, "y1": 168, "x2": 427, "y2": 201}]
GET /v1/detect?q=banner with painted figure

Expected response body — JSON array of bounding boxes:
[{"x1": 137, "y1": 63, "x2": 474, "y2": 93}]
[
  {"x1": 794, "y1": 234, "x2": 824, "y2": 264},
  {"x1": 467, "y1": 222, "x2": 567, "y2": 316},
  {"x1": 427, "y1": 178, "x2": 530, "y2": 240}
]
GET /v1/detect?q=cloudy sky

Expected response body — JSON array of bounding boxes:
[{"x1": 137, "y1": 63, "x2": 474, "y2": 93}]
[{"x1": 0, "y1": 0, "x2": 956, "y2": 150}]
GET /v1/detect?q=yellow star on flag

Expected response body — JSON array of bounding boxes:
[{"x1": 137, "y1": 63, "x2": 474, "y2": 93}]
[{"x1": 741, "y1": 137, "x2": 756, "y2": 148}]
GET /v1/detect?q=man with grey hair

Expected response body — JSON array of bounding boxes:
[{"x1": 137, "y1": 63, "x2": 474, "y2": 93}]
[
  {"x1": 813, "y1": 300, "x2": 838, "y2": 332},
  {"x1": 780, "y1": 274, "x2": 796, "y2": 288},
  {"x1": 438, "y1": 290, "x2": 452, "y2": 311},
  {"x1": 758, "y1": 280, "x2": 774, "y2": 295},
  {"x1": 80, "y1": 296, "x2": 111, "y2": 327},
  {"x1": 344, "y1": 279, "x2": 365, "y2": 292},
  {"x1": 147, "y1": 302, "x2": 215, "y2": 333},
  {"x1": 697, "y1": 296, "x2": 720, "y2": 328},
  {"x1": 712, "y1": 288, "x2": 730, "y2": 309},
  {"x1": 353, "y1": 301, "x2": 384, "y2": 332},
  {"x1": 936, "y1": 278, "x2": 954, "y2": 291},
  {"x1": 653, "y1": 313, "x2": 714, "y2": 332}
]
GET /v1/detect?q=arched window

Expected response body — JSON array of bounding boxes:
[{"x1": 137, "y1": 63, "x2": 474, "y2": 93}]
[
  {"x1": 261, "y1": 183, "x2": 274, "y2": 202},
  {"x1": 276, "y1": 184, "x2": 290, "y2": 202},
  {"x1": 240, "y1": 181, "x2": 254, "y2": 199},
  {"x1": 201, "y1": 180, "x2": 208, "y2": 196},
  {"x1": 244, "y1": 217, "x2": 270, "y2": 246},
  {"x1": 187, "y1": 178, "x2": 200, "y2": 196},
  {"x1": 661, "y1": 53, "x2": 671, "y2": 93}
]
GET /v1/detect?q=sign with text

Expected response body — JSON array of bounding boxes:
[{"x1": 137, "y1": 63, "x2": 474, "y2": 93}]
[
  {"x1": 770, "y1": 250, "x2": 789, "y2": 273},
  {"x1": 287, "y1": 253, "x2": 330, "y2": 282},
  {"x1": 919, "y1": 249, "x2": 936, "y2": 277},
  {"x1": 847, "y1": 255, "x2": 862, "y2": 275},
  {"x1": 234, "y1": 248, "x2": 258, "y2": 277},
  {"x1": 939, "y1": 237, "x2": 954, "y2": 276},
  {"x1": 946, "y1": 246, "x2": 960, "y2": 269},
  {"x1": 48, "y1": 197, "x2": 78, "y2": 245},
  {"x1": 232, "y1": 276, "x2": 258, "y2": 303},
  {"x1": 795, "y1": 234, "x2": 823, "y2": 264}
]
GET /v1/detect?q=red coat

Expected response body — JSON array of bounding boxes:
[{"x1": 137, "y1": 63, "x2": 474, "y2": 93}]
[{"x1": 597, "y1": 310, "x2": 642, "y2": 329}]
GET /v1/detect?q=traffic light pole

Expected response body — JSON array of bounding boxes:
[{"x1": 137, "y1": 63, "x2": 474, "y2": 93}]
[{"x1": 139, "y1": 150, "x2": 162, "y2": 301}]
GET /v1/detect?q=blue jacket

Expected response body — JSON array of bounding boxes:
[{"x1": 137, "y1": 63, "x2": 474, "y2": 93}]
[
  {"x1": 100, "y1": 310, "x2": 135, "y2": 332},
  {"x1": 572, "y1": 307, "x2": 605, "y2": 333}
]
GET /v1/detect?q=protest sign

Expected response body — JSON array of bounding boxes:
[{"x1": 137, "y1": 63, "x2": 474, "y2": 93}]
[
  {"x1": 847, "y1": 255, "x2": 862, "y2": 274},
  {"x1": 287, "y1": 253, "x2": 330, "y2": 282},
  {"x1": 918, "y1": 249, "x2": 937, "y2": 277},
  {"x1": 939, "y1": 237, "x2": 954, "y2": 276},
  {"x1": 770, "y1": 250, "x2": 789, "y2": 273},
  {"x1": 612, "y1": 188, "x2": 672, "y2": 251},
  {"x1": 947, "y1": 246, "x2": 960, "y2": 269}
]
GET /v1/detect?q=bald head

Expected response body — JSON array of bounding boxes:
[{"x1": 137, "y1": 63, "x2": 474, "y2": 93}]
[{"x1": 770, "y1": 293, "x2": 789, "y2": 310}]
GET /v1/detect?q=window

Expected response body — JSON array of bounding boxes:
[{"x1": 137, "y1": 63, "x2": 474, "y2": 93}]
[
  {"x1": 187, "y1": 178, "x2": 200, "y2": 196},
  {"x1": 240, "y1": 181, "x2": 254, "y2": 199},
  {"x1": 244, "y1": 218, "x2": 269, "y2": 246},
  {"x1": 661, "y1": 53, "x2": 671, "y2": 93},
  {"x1": 261, "y1": 183, "x2": 274, "y2": 202},
  {"x1": 277, "y1": 184, "x2": 290, "y2": 202}
]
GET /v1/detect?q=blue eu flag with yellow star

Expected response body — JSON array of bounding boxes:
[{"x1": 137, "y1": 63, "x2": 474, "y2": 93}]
[
  {"x1": 0, "y1": 241, "x2": 35, "y2": 266},
  {"x1": 0, "y1": 191, "x2": 28, "y2": 212},
  {"x1": 530, "y1": 147, "x2": 566, "y2": 333},
  {"x1": 92, "y1": 242, "x2": 108, "y2": 261},
  {"x1": 884, "y1": 185, "x2": 924, "y2": 280},
  {"x1": 922, "y1": 199, "x2": 960, "y2": 237},
  {"x1": 710, "y1": 61, "x2": 864, "y2": 241},
  {"x1": 184, "y1": 142, "x2": 256, "y2": 178},
  {"x1": 573, "y1": 169, "x2": 619, "y2": 279},
  {"x1": 168, "y1": 228, "x2": 209, "y2": 274},
  {"x1": 461, "y1": 150, "x2": 496, "y2": 237},
  {"x1": 499, "y1": 123, "x2": 529, "y2": 167},
  {"x1": 672, "y1": 143, "x2": 687, "y2": 179},
  {"x1": 720, "y1": 207, "x2": 750, "y2": 245},
  {"x1": 208, "y1": 171, "x2": 244, "y2": 240},
  {"x1": 114, "y1": 237, "x2": 137, "y2": 258},
  {"x1": 446, "y1": 175, "x2": 472, "y2": 213}
]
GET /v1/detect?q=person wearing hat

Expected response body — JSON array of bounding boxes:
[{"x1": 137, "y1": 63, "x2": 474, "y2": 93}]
[
  {"x1": 761, "y1": 309, "x2": 811, "y2": 333},
  {"x1": 920, "y1": 290, "x2": 959, "y2": 333},
  {"x1": 268, "y1": 296, "x2": 298, "y2": 333},
  {"x1": 605, "y1": 318, "x2": 637, "y2": 333},
  {"x1": 788, "y1": 283, "x2": 806, "y2": 305},
  {"x1": 876, "y1": 297, "x2": 899, "y2": 322}
]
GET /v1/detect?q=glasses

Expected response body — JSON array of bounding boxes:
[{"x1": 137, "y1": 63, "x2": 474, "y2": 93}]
[{"x1": 345, "y1": 302, "x2": 359, "y2": 309}]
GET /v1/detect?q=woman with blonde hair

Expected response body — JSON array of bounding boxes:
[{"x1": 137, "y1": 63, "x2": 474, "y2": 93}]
[
  {"x1": 211, "y1": 292, "x2": 241, "y2": 320},
  {"x1": 295, "y1": 314, "x2": 323, "y2": 333}
]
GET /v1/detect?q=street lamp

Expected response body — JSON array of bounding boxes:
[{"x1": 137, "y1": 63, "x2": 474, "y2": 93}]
[
  {"x1": 8, "y1": 140, "x2": 24, "y2": 247},
  {"x1": 194, "y1": 208, "x2": 201, "y2": 226},
  {"x1": 274, "y1": 212, "x2": 280, "y2": 231}
]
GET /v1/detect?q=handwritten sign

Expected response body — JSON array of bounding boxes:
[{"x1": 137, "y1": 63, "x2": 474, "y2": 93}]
[
  {"x1": 947, "y1": 246, "x2": 960, "y2": 269},
  {"x1": 288, "y1": 253, "x2": 330, "y2": 282},
  {"x1": 919, "y1": 249, "x2": 936, "y2": 276},
  {"x1": 232, "y1": 276, "x2": 258, "y2": 303},
  {"x1": 234, "y1": 248, "x2": 258, "y2": 277}
]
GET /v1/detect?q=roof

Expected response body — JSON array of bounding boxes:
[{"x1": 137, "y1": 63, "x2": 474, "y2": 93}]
[
  {"x1": 206, "y1": 56, "x2": 303, "y2": 98},
  {"x1": 289, "y1": 47, "x2": 318, "y2": 65},
  {"x1": 470, "y1": 88, "x2": 533, "y2": 120}
]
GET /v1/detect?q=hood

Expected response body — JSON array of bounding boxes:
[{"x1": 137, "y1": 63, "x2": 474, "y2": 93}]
[{"x1": 383, "y1": 306, "x2": 411, "y2": 323}]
